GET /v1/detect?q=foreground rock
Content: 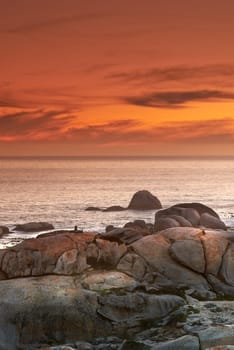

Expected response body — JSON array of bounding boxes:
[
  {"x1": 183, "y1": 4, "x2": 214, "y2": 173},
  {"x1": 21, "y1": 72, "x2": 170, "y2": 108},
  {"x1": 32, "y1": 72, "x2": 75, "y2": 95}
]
[
  {"x1": 155, "y1": 203, "x2": 226, "y2": 231},
  {"x1": 0, "y1": 224, "x2": 234, "y2": 349},
  {"x1": 14, "y1": 221, "x2": 54, "y2": 232}
]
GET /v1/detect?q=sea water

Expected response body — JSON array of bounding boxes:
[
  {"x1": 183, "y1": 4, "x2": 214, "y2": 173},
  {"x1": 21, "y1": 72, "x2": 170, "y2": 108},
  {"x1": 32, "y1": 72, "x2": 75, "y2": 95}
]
[{"x1": 0, "y1": 156, "x2": 233, "y2": 248}]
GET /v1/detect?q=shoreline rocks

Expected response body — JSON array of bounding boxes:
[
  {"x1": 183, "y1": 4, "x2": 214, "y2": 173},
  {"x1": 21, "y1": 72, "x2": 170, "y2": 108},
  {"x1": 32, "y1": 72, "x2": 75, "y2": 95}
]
[{"x1": 0, "y1": 201, "x2": 233, "y2": 349}]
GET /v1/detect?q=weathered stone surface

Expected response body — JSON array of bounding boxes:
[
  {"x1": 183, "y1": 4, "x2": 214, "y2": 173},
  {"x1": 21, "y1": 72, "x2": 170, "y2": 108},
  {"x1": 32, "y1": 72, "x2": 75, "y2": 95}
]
[
  {"x1": 198, "y1": 325, "x2": 234, "y2": 350},
  {"x1": 132, "y1": 235, "x2": 209, "y2": 292},
  {"x1": 207, "y1": 274, "x2": 234, "y2": 297},
  {"x1": 170, "y1": 203, "x2": 220, "y2": 218},
  {"x1": 0, "y1": 276, "x2": 110, "y2": 350},
  {"x1": 97, "y1": 293, "x2": 184, "y2": 327},
  {"x1": 128, "y1": 190, "x2": 162, "y2": 210},
  {"x1": 92, "y1": 238, "x2": 127, "y2": 267},
  {"x1": 82, "y1": 271, "x2": 136, "y2": 291},
  {"x1": 14, "y1": 222, "x2": 54, "y2": 232},
  {"x1": 200, "y1": 213, "x2": 227, "y2": 230},
  {"x1": 54, "y1": 248, "x2": 89, "y2": 275},
  {"x1": 117, "y1": 252, "x2": 149, "y2": 280},
  {"x1": 169, "y1": 239, "x2": 205, "y2": 273},
  {"x1": 220, "y1": 243, "x2": 234, "y2": 286},
  {"x1": 152, "y1": 335, "x2": 199, "y2": 350},
  {"x1": 201, "y1": 234, "x2": 229, "y2": 275},
  {"x1": 159, "y1": 227, "x2": 202, "y2": 241}
]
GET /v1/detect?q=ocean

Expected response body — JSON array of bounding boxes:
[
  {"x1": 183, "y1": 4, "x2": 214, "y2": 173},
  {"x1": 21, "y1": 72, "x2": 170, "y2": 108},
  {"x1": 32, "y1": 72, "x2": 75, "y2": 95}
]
[{"x1": 0, "y1": 156, "x2": 234, "y2": 248}]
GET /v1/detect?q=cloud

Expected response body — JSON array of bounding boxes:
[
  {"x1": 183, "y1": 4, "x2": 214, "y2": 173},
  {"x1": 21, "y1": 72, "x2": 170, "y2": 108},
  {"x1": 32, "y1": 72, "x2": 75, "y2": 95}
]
[
  {"x1": 0, "y1": 109, "x2": 75, "y2": 140},
  {"x1": 64, "y1": 118, "x2": 234, "y2": 145},
  {"x1": 124, "y1": 90, "x2": 234, "y2": 108},
  {"x1": 108, "y1": 64, "x2": 234, "y2": 84}
]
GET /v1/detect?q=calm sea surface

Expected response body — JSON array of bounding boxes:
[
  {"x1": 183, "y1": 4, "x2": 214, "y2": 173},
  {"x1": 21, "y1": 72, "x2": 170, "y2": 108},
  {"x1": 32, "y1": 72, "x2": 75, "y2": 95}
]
[{"x1": 0, "y1": 157, "x2": 233, "y2": 248}]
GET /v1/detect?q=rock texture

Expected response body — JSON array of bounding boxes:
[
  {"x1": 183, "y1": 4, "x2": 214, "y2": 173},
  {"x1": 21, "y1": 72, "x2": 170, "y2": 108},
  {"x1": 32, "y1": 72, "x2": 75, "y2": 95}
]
[
  {"x1": 155, "y1": 203, "x2": 226, "y2": 231},
  {"x1": 0, "y1": 217, "x2": 234, "y2": 349}
]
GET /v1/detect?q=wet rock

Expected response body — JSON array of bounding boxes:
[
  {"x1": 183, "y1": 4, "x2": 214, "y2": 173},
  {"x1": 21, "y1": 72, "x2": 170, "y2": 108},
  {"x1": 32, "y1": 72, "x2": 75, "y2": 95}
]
[
  {"x1": 128, "y1": 190, "x2": 162, "y2": 210},
  {"x1": 14, "y1": 222, "x2": 54, "y2": 232}
]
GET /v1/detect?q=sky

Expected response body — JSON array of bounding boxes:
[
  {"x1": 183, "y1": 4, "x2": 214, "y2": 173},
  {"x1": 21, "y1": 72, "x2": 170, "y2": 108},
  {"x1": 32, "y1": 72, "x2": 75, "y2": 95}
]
[{"x1": 1, "y1": 0, "x2": 234, "y2": 156}]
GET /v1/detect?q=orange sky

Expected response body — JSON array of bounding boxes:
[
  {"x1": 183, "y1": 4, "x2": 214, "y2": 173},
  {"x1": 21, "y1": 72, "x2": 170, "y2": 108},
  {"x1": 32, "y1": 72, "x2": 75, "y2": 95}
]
[{"x1": 1, "y1": 0, "x2": 234, "y2": 156}]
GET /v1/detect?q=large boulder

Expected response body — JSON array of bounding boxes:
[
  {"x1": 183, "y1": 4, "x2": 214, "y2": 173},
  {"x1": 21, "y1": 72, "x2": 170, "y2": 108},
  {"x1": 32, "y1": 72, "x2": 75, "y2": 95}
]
[
  {"x1": 155, "y1": 203, "x2": 226, "y2": 231},
  {"x1": 128, "y1": 190, "x2": 162, "y2": 210},
  {"x1": 14, "y1": 222, "x2": 54, "y2": 232}
]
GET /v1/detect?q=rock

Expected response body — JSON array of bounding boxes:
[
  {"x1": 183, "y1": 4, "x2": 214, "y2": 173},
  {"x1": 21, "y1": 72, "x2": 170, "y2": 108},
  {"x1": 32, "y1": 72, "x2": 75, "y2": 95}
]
[
  {"x1": 169, "y1": 239, "x2": 205, "y2": 273},
  {"x1": 106, "y1": 225, "x2": 115, "y2": 232},
  {"x1": 155, "y1": 217, "x2": 181, "y2": 231},
  {"x1": 220, "y1": 243, "x2": 234, "y2": 286},
  {"x1": 197, "y1": 325, "x2": 234, "y2": 350},
  {"x1": 0, "y1": 226, "x2": 9, "y2": 237},
  {"x1": 0, "y1": 275, "x2": 111, "y2": 350},
  {"x1": 85, "y1": 207, "x2": 102, "y2": 211},
  {"x1": 97, "y1": 293, "x2": 185, "y2": 331},
  {"x1": 201, "y1": 234, "x2": 229, "y2": 275},
  {"x1": 128, "y1": 190, "x2": 162, "y2": 210},
  {"x1": 117, "y1": 252, "x2": 149, "y2": 280},
  {"x1": 200, "y1": 213, "x2": 227, "y2": 230},
  {"x1": 132, "y1": 234, "x2": 210, "y2": 293},
  {"x1": 103, "y1": 206, "x2": 126, "y2": 212},
  {"x1": 170, "y1": 203, "x2": 220, "y2": 218},
  {"x1": 152, "y1": 335, "x2": 199, "y2": 349},
  {"x1": 14, "y1": 222, "x2": 54, "y2": 232},
  {"x1": 100, "y1": 228, "x2": 146, "y2": 245},
  {"x1": 207, "y1": 346, "x2": 234, "y2": 350},
  {"x1": 82, "y1": 271, "x2": 136, "y2": 292},
  {"x1": 207, "y1": 274, "x2": 234, "y2": 297},
  {"x1": 155, "y1": 203, "x2": 225, "y2": 231}
]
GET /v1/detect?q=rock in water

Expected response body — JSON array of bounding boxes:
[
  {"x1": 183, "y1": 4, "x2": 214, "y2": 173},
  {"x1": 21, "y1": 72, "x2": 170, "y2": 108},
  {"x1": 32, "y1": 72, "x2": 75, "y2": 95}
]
[
  {"x1": 14, "y1": 222, "x2": 54, "y2": 232},
  {"x1": 0, "y1": 226, "x2": 9, "y2": 237},
  {"x1": 128, "y1": 190, "x2": 162, "y2": 210}
]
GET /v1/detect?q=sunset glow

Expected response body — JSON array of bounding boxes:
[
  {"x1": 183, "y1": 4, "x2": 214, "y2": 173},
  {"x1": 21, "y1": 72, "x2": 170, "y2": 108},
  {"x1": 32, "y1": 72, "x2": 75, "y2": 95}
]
[{"x1": 1, "y1": 0, "x2": 234, "y2": 156}]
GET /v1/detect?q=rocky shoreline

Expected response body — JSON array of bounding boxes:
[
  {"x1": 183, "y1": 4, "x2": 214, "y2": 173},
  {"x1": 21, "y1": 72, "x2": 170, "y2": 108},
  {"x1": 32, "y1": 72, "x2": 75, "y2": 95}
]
[{"x1": 0, "y1": 197, "x2": 234, "y2": 350}]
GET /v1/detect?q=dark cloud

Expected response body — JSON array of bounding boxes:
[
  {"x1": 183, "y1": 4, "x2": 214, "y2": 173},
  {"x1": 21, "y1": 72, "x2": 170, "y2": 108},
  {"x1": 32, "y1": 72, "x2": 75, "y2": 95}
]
[
  {"x1": 124, "y1": 90, "x2": 234, "y2": 108},
  {"x1": 0, "y1": 109, "x2": 74, "y2": 138},
  {"x1": 108, "y1": 64, "x2": 234, "y2": 84}
]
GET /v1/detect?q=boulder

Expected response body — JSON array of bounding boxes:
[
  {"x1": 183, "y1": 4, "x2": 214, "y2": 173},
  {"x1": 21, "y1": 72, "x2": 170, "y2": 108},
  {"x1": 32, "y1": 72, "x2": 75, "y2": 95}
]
[
  {"x1": 14, "y1": 222, "x2": 54, "y2": 232},
  {"x1": 197, "y1": 325, "x2": 234, "y2": 350},
  {"x1": 220, "y1": 243, "x2": 234, "y2": 286},
  {"x1": 155, "y1": 203, "x2": 226, "y2": 231},
  {"x1": 128, "y1": 190, "x2": 162, "y2": 210}
]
